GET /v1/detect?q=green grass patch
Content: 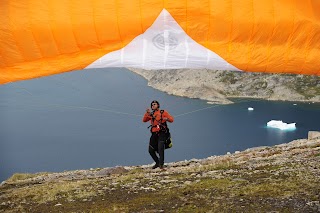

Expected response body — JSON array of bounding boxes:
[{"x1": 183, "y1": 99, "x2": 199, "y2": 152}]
[
  {"x1": 199, "y1": 158, "x2": 240, "y2": 171},
  {"x1": 233, "y1": 180, "x2": 302, "y2": 198},
  {"x1": 111, "y1": 178, "x2": 233, "y2": 212},
  {"x1": 7, "y1": 172, "x2": 48, "y2": 182},
  {"x1": 3, "y1": 179, "x2": 97, "y2": 204}
]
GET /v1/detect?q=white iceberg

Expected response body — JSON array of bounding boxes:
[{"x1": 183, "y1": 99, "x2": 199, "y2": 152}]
[
  {"x1": 267, "y1": 120, "x2": 296, "y2": 130},
  {"x1": 248, "y1": 107, "x2": 254, "y2": 111}
]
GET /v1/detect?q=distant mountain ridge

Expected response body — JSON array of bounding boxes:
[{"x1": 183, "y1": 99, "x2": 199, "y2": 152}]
[{"x1": 129, "y1": 68, "x2": 320, "y2": 104}]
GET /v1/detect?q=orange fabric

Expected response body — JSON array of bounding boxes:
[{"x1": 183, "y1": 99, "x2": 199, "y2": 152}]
[
  {"x1": 1, "y1": 0, "x2": 320, "y2": 84},
  {"x1": 143, "y1": 109, "x2": 174, "y2": 133}
]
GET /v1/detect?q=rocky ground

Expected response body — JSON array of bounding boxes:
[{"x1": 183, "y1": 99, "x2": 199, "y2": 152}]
[
  {"x1": 128, "y1": 68, "x2": 320, "y2": 104},
  {"x1": 1, "y1": 138, "x2": 319, "y2": 212}
]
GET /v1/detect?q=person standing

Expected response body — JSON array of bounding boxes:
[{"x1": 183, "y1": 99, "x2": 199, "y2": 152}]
[{"x1": 143, "y1": 100, "x2": 174, "y2": 169}]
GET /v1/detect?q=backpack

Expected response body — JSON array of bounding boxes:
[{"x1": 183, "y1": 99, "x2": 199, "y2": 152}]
[
  {"x1": 160, "y1": 110, "x2": 173, "y2": 149},
  {"x1": 164, "y1": 131, "x2": 173, "y2": 149}
]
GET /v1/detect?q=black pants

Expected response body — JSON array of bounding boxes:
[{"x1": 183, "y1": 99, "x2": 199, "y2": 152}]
[{"x1": 148, "y1": 131, "x2": 166, "y2": 166}]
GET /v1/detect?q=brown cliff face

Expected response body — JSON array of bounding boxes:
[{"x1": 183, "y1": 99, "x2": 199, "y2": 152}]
[{"x1": 128, "y1": 68, "x2": 320, "y2": 104}]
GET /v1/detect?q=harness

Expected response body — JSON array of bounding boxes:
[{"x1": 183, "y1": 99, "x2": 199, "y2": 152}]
[
  {"x1": 148, "y1": 110, "x2": 168, "y2": 133},
  {"x1": 147, "y1": 109, "x2": 172, "y2": 149}
]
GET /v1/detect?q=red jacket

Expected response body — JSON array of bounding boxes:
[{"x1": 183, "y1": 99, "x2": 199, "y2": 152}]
[{"x1": 143, "y1": 109, "x2": 174, "y2": 132}]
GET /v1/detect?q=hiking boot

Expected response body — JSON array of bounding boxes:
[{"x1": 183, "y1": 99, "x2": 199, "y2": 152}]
[
  {"x1": 159, "y1": 165, "x2": 166, "y2": 170},
  {"x1": 152, "y1": 163, "x2": 159, "y2": 169}
]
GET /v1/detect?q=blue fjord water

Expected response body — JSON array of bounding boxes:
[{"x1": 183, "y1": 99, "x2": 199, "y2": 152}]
[{"x1": 1, "y1": 68, "x2": 320, "y2": 181}]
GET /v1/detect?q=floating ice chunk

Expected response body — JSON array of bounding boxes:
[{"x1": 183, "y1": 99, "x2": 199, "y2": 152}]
[
  {"x1": 267, "y1": 120, "x2": 296, "y2": 130},
  {"x1": 293, "y1": 103, "x2": 297, "y2": 105},
  {"x1": 248, "y1": 107, "x2": 254, "y2": 111}
]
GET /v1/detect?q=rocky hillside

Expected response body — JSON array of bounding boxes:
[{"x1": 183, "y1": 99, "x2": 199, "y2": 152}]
[
  {"x1": 128, "y1": 68, "x2": 320, "y2": 104},
  {"x1": 1, "y1": 138, "x2": 319, "y2": 212}
]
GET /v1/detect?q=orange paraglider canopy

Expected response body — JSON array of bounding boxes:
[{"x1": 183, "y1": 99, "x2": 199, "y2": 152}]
[{"x1": 1, "y1": 0, "x2": 320, "y2": 84}]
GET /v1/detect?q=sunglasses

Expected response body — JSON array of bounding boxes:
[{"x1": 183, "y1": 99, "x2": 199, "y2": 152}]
[{"x1": 152, "y1": 103, "x2": 158, "y2": 106}]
